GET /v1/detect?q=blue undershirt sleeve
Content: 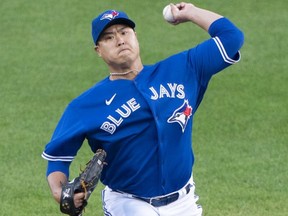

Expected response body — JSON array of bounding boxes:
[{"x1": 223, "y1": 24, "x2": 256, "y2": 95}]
[{"x1": 46, "y1": 161, "x2": 71, "y2": 178}]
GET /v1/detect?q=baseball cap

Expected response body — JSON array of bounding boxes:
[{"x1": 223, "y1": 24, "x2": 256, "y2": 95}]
[{"x1": 91, "y1": 10, "x2": 136, "y2": 44}]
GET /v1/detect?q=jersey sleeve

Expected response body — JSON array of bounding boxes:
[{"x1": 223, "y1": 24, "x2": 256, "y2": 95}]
[
  {"x1": 41, "y1": 103, "x2": 86, "y2": 177},
  {"x1": 189, "y1": 17, "x2": 244, "y2": 87}
]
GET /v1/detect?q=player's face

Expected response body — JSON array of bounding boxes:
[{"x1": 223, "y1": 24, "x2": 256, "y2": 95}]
[{"x1": 95, "y1": 24, "x2": 140, "y2": 68}]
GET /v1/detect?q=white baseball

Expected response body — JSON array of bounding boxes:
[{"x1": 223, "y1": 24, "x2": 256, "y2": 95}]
[{"x1": 162, "y1": 5, "x2": 175, "y2": 23}]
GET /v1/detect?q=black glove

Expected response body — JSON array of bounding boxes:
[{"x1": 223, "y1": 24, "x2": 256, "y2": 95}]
[{"x1": 60, "y1": 149, "x2": 107, "y2": 216}]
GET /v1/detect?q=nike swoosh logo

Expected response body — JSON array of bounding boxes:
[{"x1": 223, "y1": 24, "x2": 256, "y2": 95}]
[{"x1": 105, "y1": 93, "x2": 116, "y2": 105}]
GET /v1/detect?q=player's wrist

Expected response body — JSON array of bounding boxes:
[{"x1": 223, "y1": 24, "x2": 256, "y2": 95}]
[{"x1": 52, "y1": 188, "x2": 62, "y2": 203}]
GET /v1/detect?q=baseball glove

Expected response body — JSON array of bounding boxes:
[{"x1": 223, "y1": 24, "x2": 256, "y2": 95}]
[{"x1": 60, "y1": 149, "x2": 107, "y2": 216}]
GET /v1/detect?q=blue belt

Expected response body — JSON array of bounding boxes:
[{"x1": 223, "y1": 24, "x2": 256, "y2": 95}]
[{"x1": 131, "y1": 183, "x2": 192, "y2": 207}]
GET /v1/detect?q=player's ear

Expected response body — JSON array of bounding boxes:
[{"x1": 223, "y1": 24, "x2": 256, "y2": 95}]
[{"x1": 94, "y1": 45, "x2": 102, "y2": 57}]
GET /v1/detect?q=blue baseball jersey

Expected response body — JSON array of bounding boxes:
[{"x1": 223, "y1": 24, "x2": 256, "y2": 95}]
[{"x1": 42, "y1": 18, "x2": 244, "y2": 197}]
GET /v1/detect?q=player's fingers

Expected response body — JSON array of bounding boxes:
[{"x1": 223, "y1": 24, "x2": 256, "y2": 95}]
[
  {"x1": 174, "y1": 2, "x2": 186, "y2": 10},
  {"x1": 74, "y1": 192, "x2": 85, "y2": 208},
  {"x1": 168, "y1": 3, "x2": 180, "y2": 25},
  {"x1": 169, "y1": 4, "x2": 177, "y2": 14},
  {"x1": 171, "y1": 2, "x2": 195, "y2": 24}
]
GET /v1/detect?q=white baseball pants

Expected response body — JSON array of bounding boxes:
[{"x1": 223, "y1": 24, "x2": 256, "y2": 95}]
[{"x1": 101, "y1": 178, "x2": 202, "y2": 216}]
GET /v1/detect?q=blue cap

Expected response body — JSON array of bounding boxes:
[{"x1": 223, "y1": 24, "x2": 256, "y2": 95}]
[{"x1": 92, "y1": 10, "x2": 136, "y2": 44}]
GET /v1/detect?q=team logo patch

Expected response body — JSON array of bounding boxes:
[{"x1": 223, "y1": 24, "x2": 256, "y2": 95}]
[
  {"x1": 167, "y1": 100, "x2": 193, "y2": 133},
  {"x1": 100, "y1": 10, "x2": 119, "y2": 21}
]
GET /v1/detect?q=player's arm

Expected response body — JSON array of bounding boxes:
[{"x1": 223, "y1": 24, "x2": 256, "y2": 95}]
[
  {"x1": 47, "y1": 171, "x2": 67, "y2": 203},
  {"x1": 171, "y1": 2, "x2": 244, "y2": 71},
  {"x1": 47, "y1": 171, "x2": 85, "y2": 208},
  {"x1": 170, "y1": 2, "x2": 223, "y2": 31}
]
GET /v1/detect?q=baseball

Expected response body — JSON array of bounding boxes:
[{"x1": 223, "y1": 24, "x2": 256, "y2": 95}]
[{"x1": 163, "y1": 5, "x2": 175, "y2": 23}]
